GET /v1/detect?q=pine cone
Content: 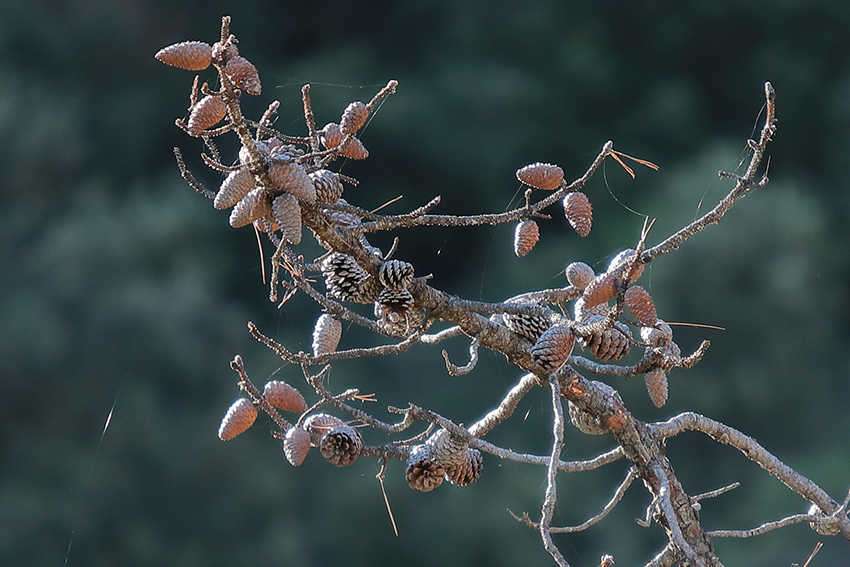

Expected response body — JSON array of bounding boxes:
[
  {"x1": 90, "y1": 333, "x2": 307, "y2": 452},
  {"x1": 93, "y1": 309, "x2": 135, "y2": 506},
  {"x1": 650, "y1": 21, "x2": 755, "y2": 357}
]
[
  {"x1": 565, "y1": 261, "x2": 595, "y2": 290},
  {"x1": 322, "y1": 253, "x2": 369, "y2": 301},
  {"x1": 530, "y1": 324, "x2": 575, "y2": 373},
  {"x1": 312, "y1": 314, "x2": 342, "y2": 357},
  {"x1": 516, "y1": 162, "x2": 564, "y2": 190},
  {"x1": 340, "y1": 136, "x2": 369, "y2": 160},
  {"x1": 187, "y1": 95, "x2": 227, "y2": 136},
  {"x1": 607, "y1": 249, "x2": 644, "y2": 283},
  {"x1": 445, "y1": 448, "x2": 483, "y2": 486},
  {"x1": 155, "y1": 41, "x2": 212, "y2": 71},
  {"x1": 405, "y1": 444, "x2": 446, "y2": 492},
  {"x1": 562, "y1": 192, "x2": 592, "y2": 237},
  {"x1": 514, "y1": 219, "x2": 540, "y2": 257},
  {"x1": 262, "y1": 380, "x2": 308, "y2": 413},
  {"x1": 320, "y1": 122, "x2": 344, "y2": 149},
  {"x1": 302, "y1": 413, "x2": 346, "y2": 446},
  {"x1": 271, "y1": 193, "x2": 302, "y2": 245},
  {"x1": 425, "y1": 428, "x2": 468, "y2": 468},
  {"x1": 225, "y1": 55, "x2": 261, "y2": 95},
  {"x1": 229, "y1": 187, "x2": 272, "y2": 228},
  {"x1": 375, "y1": 287, "x2": 421, "y2": 337},
  {"x1": 282, "y1": 427, "x2": 311, "y2": 466},
  {"x1": 218, "y1": 398, "x2": 258, "y2": 441},
  {"x1": 267, "y1": 154, "x2": 316, "y2": 202},
  {"x1": 319, "y1": 424, "x2": 363, "y2": 467},
  {"x1": 644, "y1": 367, "x2": 668, "y2": 407},
  {"x1": 215, "y1": 168, "x2": 254, "y2": 210},
  {"x1": 624, "y1": 285, "x2": 657, "y2": 326},
  {"x1": 640, "y1": 319, "x2": 673, "y2": 347},
  {"x1": 579, "y1": 316, "x2": 632, "y2": 362},
  {"x1": 581, "y1": 272, "x2": 619, "y2": 310},
  {"x1": 309, "y1": 169, "x2": 344, "y2": 203},
  {"x1": 502, "y1": 302, "x2": 552, "y2": 343},
  {"x1": 379, "y1": 259, "x2": 415, "y2": 290},
  {"x1": 340, "y1": 101, "x2": 368, "y2": 135}
]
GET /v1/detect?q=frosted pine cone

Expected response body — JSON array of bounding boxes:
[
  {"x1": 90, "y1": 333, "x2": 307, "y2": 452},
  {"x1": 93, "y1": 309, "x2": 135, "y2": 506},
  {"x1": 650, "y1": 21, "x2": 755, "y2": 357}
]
[
  {"x1": 574, "y1": 300, "x2": 609, "y2": 323},
  {"x1": 530, "y1": 324, "x2": 575, "y2": 373},
  {"x1": 354, "y1": 275, "x2": 383, "y2": 304},
  {"x1": 302, "y1": 413, "x2": 346, "y2": 446},
  {"x1": 405, "y1": 444, "x2": 446, "y2": 492},
  {"x1": 516, "y1": 162, "x2": 564, "y2": 190},
  {"x1": 322, "y1": 253, "x2": 369, "y2": 301},
  {"x1": 445, "y1": 448, "x2": 483, "y2": 486},
  {"x1": 155, "y1": 41, "x2": 212, "y2": 71},
  {"x1": 312, "y1": 314, "x2": 342, "y2": 357},
  {"x1": 578, "y1": 316, "x2": 632, "y2": 362},
  {"x1": 340, "y1": 136, "x2": 369, "y2": 160},
  {"x1": 214, "y1": 168, "x2": 254, "y2": 210},
  {"x1": 563, "y1": 192, "x2": 593, "y2": 237},
  {"x1": 319, "y1": 424, "x2": 363, "y2": 467},
  {"x1": 340, "y1": 101, "x2": 368, "y2": 135},
  {"x1": 644, "y1": 367, "x2": 669, "y2": 407},
  {"x1": 229, "y1": 187, "x2": 272, "y2": 228},
  {"x1": 624, "y1": 285, "x2": 657, "y2": 326},
  {"x1": 425, "y1": 428, "x2": 468, "y2": 468},
  {"x1": 502, "y1": 302, "x2": 552, "y2": 343},
  {"x1": 581, "y1": 272, "x2": 619, "y2": 310},
  {"x1": 607, "y1": 249, "x2": 644, "y2": 283},
  {"x1": 225, "y1": 55, "x2": 261, "y2": 95},
  {"x1": 218, "y1": 398, "x2": 258, "y2": 441},
  {"x1": 309, "y1": 169, "x2": 344, "y2": 203},
  {"x1": 514, "y1": 219, "x2": 540, "y2": 257},
  {"x1": 187, "y1": 95, "x2": 227, "y2": 136},
  {"x1": 320, "y1": 123, "x2": 344, "y2": 149},
  {"x1": 640, "y1": 319, "x2": 673, "y2": 347},
  {"x1": 263, "y1": 380, "x2": 308, "y2": 413},
  {"x1": 271, "y1": 193, "x2": 302, "y2": 245},
  {"x1": 379, "y1": 259, "x2": 415, "y2": 290},
  {"x1": 282, "y1": 427, "x2": 311, "y2": 466},
  {"x1": 565, "y1": 261, "x2": 595, "y2": 290}
]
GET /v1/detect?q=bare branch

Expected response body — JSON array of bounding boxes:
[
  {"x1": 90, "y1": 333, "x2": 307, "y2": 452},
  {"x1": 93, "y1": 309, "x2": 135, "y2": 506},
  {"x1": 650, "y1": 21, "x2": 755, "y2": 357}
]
[
  {"x1": 540, "y1": 373, "x2": 570, "y2": 567},
  {"x1": 441, "y1": 335, "x2": 480, "y2": 376}
]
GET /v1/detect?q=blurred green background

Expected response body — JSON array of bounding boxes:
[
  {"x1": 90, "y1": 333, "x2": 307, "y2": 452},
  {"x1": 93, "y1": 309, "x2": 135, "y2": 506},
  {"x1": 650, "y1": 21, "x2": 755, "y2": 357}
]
[{"x1": 2, "y1": 0, "x2": 849, "y2": 565}]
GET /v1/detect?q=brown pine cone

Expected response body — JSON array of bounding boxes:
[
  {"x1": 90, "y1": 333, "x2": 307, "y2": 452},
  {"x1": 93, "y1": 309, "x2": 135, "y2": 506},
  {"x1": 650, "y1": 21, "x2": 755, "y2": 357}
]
[
  {"x1": 214, "y1": 168, "x2": 254, "y2": 210},
  {"x1": 379, "y1": 259, "x2": 415, "y2": 290},
  {"x1": 580, "y1": 272, "x2": 619, "y2": 310},
  {"x1": 229, "y1": 187, "x2": 272, "y2": 228},
  {"x1": 322, "y1": 253, "x2": 369, "y2": 301},
  {"x1": 225, "y1": 55, "x2": 261, "y2": 95},
  {"x1": 319, "y1": 424, "x2": 363, "y2": 467},
  {"x1": 340, "y1": 101, "x2": 368, "y2": 135},
  {"x1": 514, "y1": 219, "x2": 540, "y2": 257},
  {"x1": 565, "y1": 261, "x2": 595, "y2": 290},
  {"x1": 271, "y1": 193, "x2": 302, "y2": 245},
  {"x1": 516, "y1": 162, "x2": 564, "y2": 190},
  {"x1": 263, "y1": 380, "x2": 308, "y2": 413},
  {"x1": 267, "y1": 154, "x2": 316, "y2": 202},
  {"x1": 578, "y1": 316, "x2": 632, "y2": 362},
  {"x1": 302, "y1": 413, "x2": 346, "y2": 446},
  {"x1": 218, "y1": 398, "x2": 258, "y2": 441},
  {"x1": 562, "y1": 191, "x2": 593, "y2": 237},
  {"x1": 644, "y1": 367, "x2": 669, "y2": 408},
  {"x1": 320, "y1": 122, "x2": 344, "y2": 149},
  {"x1": 444, "y1": 448, "x2": 483, "y2": 486},
  {"x1": 282, "y1": 427, "x2": 311, "y2": 466},
  {"x1": 312, "y1": 314, "x2": 342, "y2": 357},
  {"x1": 155, "y1": 41, "x2": 212, "y2": 71},
  {"x1": 405, "y1": 444, "x2": 446, "y2": 492},
  {"x1": 309, "y1": 169, "x2": 344, "y2": 203},
  {"x1": 624, "y1": 285, "x2": 658, "y2": 326},
  {"x1": 187, "y1": 95, "x2": 227, "y2": 136},
  {"x1": 530, "y1": 324, "x2": 575, "y2": 373},
  {"x1": 502, "y1": 302, "x2": 552, "y2": 343}
]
